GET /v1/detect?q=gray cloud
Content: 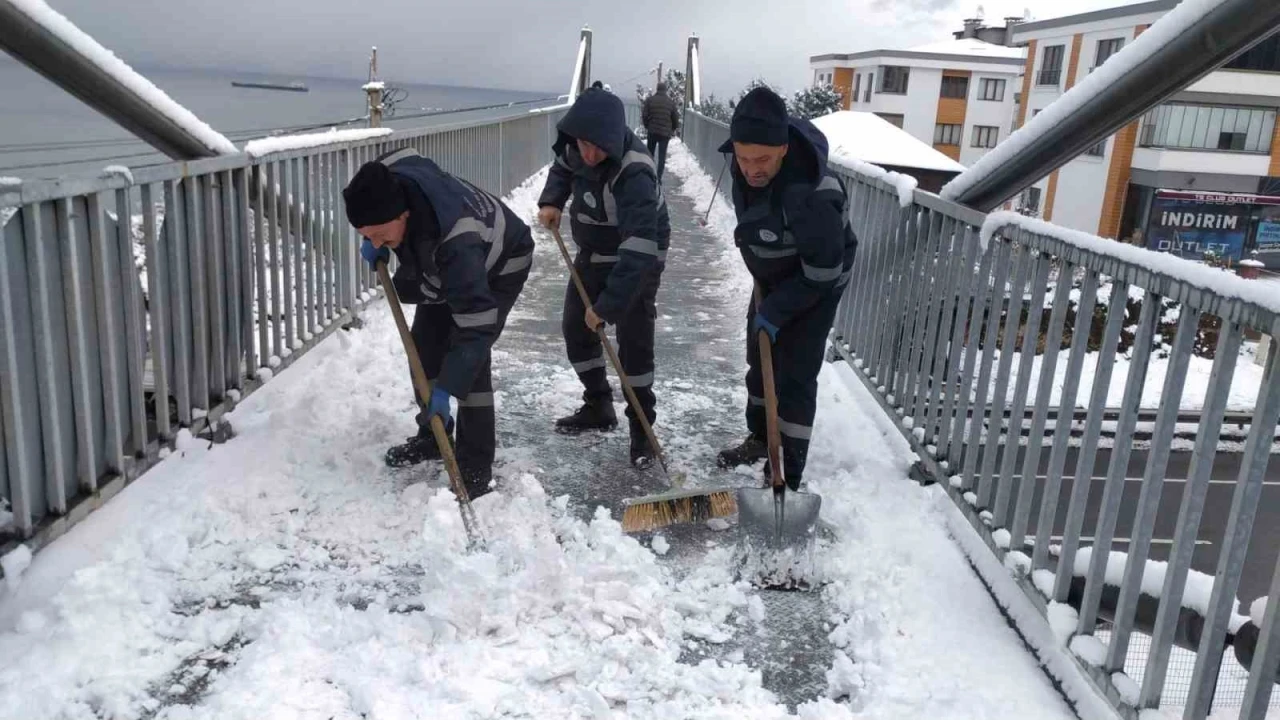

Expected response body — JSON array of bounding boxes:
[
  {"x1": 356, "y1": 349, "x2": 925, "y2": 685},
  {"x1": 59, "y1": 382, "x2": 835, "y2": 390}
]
[{"x1": 43, "y1": 0, "x2": 1123, "y2": 99}]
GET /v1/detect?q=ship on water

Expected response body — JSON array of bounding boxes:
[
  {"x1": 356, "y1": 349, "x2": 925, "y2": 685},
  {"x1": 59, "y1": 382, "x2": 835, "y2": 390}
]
[{"x1": 231, "y1": 79, "x2": 309, "y2": 92}]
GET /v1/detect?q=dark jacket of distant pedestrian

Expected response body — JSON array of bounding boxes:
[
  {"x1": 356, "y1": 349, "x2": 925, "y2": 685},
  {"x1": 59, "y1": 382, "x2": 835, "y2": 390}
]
[
  {"x1": 641, "y1": 83, "x2": 680, "y2": 181},
  {"x1": 713, "y1": 86, "x2": 857, "y2": 492},
  {"x1": 535, "y1": 88, "x2": 671, "y2": 468}
]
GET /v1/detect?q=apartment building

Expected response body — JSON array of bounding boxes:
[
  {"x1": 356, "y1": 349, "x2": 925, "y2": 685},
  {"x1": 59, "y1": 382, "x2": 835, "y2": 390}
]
[
  {"x1": 1011, "y1": 0, "x2": 1280, "y2": 266},
  {"x1": 809, "y1": 21, "x2": 1025, "y2": 167}
]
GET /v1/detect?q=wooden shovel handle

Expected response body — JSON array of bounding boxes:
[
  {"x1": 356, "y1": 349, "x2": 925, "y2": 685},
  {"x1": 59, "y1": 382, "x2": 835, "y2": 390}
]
[
  {"x1": 548, "y1": 226, "x2": 674, "y2": 481},
  {"x1": 753, "y1": 284, "x2": 785, "y2": 491},
  {"x1": 376, "y1": 262, "x2": 472, "y2": 504}
]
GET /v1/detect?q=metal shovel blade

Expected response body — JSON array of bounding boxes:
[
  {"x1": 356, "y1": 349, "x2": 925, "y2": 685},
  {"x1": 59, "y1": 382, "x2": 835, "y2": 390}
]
[{"x1": 736, "y1": 486, "x2": 821, "y2": 547}]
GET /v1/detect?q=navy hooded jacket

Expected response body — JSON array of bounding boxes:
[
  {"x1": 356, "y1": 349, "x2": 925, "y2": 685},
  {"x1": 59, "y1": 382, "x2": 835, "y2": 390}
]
[
  {"x1": 538, "y1": 88, "x2": 670, "y2": 323},
  {"x1": 379, "y1": 148, "x2": 534, "y2": 398},
  {"x1": 719, "y1": 118, "x2": 857, "y2": 328}
]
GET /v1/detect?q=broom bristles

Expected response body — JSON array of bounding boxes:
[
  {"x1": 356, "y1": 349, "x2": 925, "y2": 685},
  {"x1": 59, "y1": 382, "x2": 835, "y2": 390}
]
[{"x1": 620, "y1": 490, "x2": 737, "y2": 533}]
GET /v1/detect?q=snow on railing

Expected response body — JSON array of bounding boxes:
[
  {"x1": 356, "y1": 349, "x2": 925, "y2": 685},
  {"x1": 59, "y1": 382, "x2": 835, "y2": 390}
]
[
  {"x1": 243, "y1": 128, "x2": 394, "y2": 158},
  {"x1": 9, "y1": 0, "x2": 237, "y2": 155}
]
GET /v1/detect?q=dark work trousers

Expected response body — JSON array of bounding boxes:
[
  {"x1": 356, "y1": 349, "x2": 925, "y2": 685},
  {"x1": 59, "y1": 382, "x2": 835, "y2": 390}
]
[
  {"x1": 645, "y1": 135, "x2": 670, "y2": 183},
  {"x1": 410, "y1": 262, "x2": 530, "y2": 473},
  {"x1": 745, "y1": 290, "x2": 842, "y2": 489},
  {"x1": 562, "y1": 251, "x2": 663, "y2": 433}
]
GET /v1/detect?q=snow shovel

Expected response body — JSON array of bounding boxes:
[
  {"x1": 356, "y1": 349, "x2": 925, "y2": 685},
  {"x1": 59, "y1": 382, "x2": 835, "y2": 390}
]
[
  {"x1": 736, "y1": 287, "x2": 821, "y2": 548},
  {"x1": 376, "y1": 261, "x2": 485, "y2": 551},
  {"x1": 547, "y1": 227, "x2": 736, "y2": 533}
]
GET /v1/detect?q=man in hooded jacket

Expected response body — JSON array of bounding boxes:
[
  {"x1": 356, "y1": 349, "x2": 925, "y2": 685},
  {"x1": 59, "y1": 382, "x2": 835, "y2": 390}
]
[
  {"x1": 536, "y1": 88, "x2": 671, "y2": 469},
  {"x1": 714, "y1": 86, "x2": 858, "y2": 491}
]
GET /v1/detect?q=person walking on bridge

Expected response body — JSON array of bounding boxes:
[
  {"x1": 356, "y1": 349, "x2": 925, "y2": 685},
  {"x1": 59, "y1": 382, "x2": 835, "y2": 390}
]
[
  {"x1": 641, "y1": 82, "x2": 680, "y2": 182},
  {"x1": 536, "y1": 88, "x2": 671, "y2": 469},
  {"x1": 343, "y1": 150, "x2": 534, "y2": 499},
  {"x1": 715, "y1": 86, "x2": 857, "y2": 491}
]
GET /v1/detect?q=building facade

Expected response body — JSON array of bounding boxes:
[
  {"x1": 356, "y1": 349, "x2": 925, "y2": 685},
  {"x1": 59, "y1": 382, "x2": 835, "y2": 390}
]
[
  {"x1": 809, "y1": 33, "x2": 1024, "y2": 167},
  {"x1": 1010, "y1": 0, "x2": 1280, "y2": 266}
]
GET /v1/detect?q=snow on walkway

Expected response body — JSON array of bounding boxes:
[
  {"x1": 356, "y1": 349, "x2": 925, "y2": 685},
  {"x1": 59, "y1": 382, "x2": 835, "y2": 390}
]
[{"x1": 0, "y1": 142, "x2": 1078, "y2": 720}]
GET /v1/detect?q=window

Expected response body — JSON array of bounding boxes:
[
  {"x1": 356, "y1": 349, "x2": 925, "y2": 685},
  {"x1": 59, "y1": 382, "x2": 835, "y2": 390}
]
[
  {"x1": 876, "y1": 113, "x2": 905, "y2": 128},
  {"x1": 1038, "y1": 45, "x2": 1065, "y2": 86},
  {"x1": 1020, "y1": 187, "x2": 1042, "y2": 213},
  {"x1": 1139, "y1": 103, "x2": 1277, "y2": 153},
  {"x1": 865, "y1": 73, "x2": 874, "y2": 102},
  {"x1": 1226, "y1": 34, "x2": 1280, "y2": 72},
  {"x1": 978, "y1": 78, "x2": 1006, "y2": 101},
  {"x1": 1084, "y1": 138, "x2": 1107, "y2": 157},
  {"x1": 879, "y1": 66, "x2": 909, "y2": 94},
  {"x1": 971, "y1": 125, "x2": 999, "y2": 148},
  {"x1": 940, "y1": 75, "x2": 969, "y2": 99},
  {"x1": 853, "y1": 74, "x2": 862, "y2": 102},
  {"x1": 934, "y1": 123, "x2": 962, "y2": 145},
  {"x1": 1094, "y1": 38, "x2": 1124, "y2": 71}
]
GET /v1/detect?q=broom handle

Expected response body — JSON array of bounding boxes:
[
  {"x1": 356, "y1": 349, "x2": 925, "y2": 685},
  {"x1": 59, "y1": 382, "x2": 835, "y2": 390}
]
[
  {"x1": 753, "y1": 283, "x2": 785, "y2": 491},
  {"x1": 376, "y1": 262, "x2": 474, "y2": 506},
  {"x1": 549, "y1": 226, "x2": 673, "y2": 479}
]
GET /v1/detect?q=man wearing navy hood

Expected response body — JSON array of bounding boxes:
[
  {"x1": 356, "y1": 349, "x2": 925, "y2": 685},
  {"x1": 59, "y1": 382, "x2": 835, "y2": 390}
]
[
  {"x1": 343, "y1": 151, "x2": 534, "y2": 499},
  {"x1": 715, "y1": 87, "x2": 857, "y2": 491},
  {"x1": 536, "y1": 88, "x2": 671, "y2": 469}
]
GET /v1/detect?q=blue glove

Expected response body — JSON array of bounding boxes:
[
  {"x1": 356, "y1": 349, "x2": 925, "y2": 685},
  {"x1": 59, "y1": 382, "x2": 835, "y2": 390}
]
[
  {"x1": 360, "y1": 238, "x2": 390, "y2": 270},
  {"x1": 754, "y1": 313, "x2": 780, "y2": 344},
  {"x1": 425, "y1": 387, "x2": 452, "y2": 425}
]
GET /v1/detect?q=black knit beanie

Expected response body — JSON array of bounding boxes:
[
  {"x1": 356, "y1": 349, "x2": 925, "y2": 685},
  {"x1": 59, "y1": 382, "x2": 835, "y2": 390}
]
[
  {"x1": 729, "y1": 86, "x2": 789, "y2": 147},
  {"x1": 343, "y1": 161, "x2": 407, "y2": 228}
]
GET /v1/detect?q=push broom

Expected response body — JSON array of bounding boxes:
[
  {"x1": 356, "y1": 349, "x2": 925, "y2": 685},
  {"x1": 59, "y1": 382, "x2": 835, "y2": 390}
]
[{"x1": 547, "y1": 227, "x2": 737, "y2": 533}]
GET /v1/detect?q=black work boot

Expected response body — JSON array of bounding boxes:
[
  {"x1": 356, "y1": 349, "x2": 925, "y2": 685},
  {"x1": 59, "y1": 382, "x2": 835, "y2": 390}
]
[
  {"x1": 630, "y1": 428, "x2": 656, "y2": 470},
  {"x1": 461, "y1": 466, "x2": 494, "y2": 500},
  {"x1": 555, "y1": 397, "x2": 617, "y2": 434},
  {"x1": 385, "y1": 431, "x2": 447, "y2": 468},
  {"x1": 762, "y1": 460, "x2": 803, "y2": 492},
  {"x1": 716, "y1": 434, "x2": 767, "y2": 469}
]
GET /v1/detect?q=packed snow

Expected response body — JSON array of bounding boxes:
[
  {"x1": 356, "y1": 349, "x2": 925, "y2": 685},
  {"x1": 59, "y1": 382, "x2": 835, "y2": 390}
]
[
  {"x1": 812, "y1": 112, "x2": 965, "y2": 174},
  {"x1": 0, "y1": 545, "x2": 31, "y2": 593},
  {"x1": 832, "y1": 158, "x2": 918, "y2": 208},
  {"x1": 0, "y1": 141, "x2": 1078, "y2": 720},
  {"x1": 0, "y1": 177, "x2": 21, "y2": 187},
  {"x1": 1252, "y1": 595, "x2": 1269, "y2": 626},
  {"x1": 243, "y1": 128, "x2": 394, "y2": 157},
  {"x1": 980, "y1": 211, "x2": 1280, "y2": 315},
  {"x1": 942, "y1": 0, "x2": 1238, "y2": 204},
  {"x1": 8, "y1": 0, "x2": 236, "y2": 155},
  {"x1": 100, "y1": 165, "x2": 134, "y2": 184},
  {"x1": 1064, "y1": 547, "x2": 1249, "y2": 632}
]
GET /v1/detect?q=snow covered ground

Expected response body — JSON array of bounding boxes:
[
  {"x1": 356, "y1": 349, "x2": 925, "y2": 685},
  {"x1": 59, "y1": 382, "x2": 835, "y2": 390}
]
[{"x1": 0, "y1": 141, "x2": 1081, "y2": 719}]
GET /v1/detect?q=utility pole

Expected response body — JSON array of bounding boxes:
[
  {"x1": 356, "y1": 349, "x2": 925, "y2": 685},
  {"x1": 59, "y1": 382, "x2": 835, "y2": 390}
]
[{"x1": 364, "y1": 47, "x2": 383, "y2": 128}]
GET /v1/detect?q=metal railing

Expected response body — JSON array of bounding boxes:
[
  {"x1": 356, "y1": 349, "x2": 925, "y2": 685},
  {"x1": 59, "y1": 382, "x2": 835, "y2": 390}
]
[
  {"x1": 682, "y1": 108, "x2": 1280, "y2": 720},
  {"x1": 0, "y1": 104, "x2": 567, "y2": 555}
]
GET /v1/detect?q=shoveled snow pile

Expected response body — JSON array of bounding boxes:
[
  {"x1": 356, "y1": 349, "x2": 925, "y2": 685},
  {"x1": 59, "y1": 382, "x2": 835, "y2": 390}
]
[
  {"x1": 244, "y1": 128, "x2": 393, "y2": 157},
  {"x1": 942, "y1": 0, "x2": 1237, "y2": 204},
  {"x1": 7, "y1": 0, "x2": 235, "y2": 155}
]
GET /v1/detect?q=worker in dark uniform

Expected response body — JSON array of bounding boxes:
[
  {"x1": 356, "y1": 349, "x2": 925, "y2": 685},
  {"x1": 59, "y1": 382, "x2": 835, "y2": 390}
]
[
  {"x1": 536, "y1": 88, "x2": 671, "y2": 469},
  {"x1": 714, "y1": 87, "x2": 857, "y2": 491},
  {"x1": 343, "y1": 150, "x2": 534, "y2": 498}
]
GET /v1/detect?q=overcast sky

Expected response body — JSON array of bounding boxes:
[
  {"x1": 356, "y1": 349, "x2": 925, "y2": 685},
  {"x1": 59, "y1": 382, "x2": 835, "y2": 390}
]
[{"x1": 46, "y1": 0, "x2": 1131, "y2": 98}]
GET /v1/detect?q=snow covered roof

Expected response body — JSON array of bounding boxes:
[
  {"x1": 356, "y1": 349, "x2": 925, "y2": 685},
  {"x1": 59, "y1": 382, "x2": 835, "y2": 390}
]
[
  {"x1": 811, "y1": 38, "x2": 1024, "y2": 66},
  {"x1": 811, "y1": 112, "x2": 967, "y2": 174},
  {"x1": 906, "y1": 38, "x2": 1026, "y2": 60}
]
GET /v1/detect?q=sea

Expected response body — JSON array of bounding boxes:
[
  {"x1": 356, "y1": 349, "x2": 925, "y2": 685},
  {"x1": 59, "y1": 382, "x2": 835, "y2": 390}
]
[{"x1": 0, "y1": 60, "x2": 558, "y2": 180}]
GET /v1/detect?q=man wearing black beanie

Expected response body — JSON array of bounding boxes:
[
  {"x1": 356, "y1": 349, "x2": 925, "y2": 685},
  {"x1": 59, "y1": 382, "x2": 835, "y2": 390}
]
[
  {"x1": 343, "y1": 149, "x2": 534, "y2": 499},
  {"x1": 714, "y1": 86, "x2": 858, "y2": 492}
]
